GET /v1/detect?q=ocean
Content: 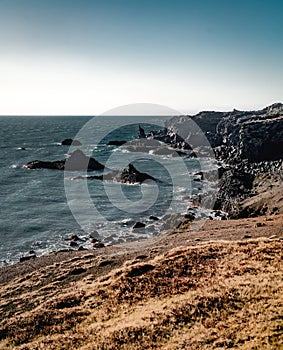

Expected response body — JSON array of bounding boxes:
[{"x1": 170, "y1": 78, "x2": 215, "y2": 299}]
[{"x1": 0, "y1": 115, "x2": 219, "y2": 266}]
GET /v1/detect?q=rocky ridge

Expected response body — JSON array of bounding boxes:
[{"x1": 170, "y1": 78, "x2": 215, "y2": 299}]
[{"x1": 189, "y1": 103, "x2": 283, "y2": 218}]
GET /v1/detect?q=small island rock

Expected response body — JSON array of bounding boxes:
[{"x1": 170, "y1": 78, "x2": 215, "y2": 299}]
[
  {"x1": 61, "y1": 139, "x2": 82, "y2": 146},
  {"x1": 26, "y1": 150, "x2": 105, "y2": 171}
]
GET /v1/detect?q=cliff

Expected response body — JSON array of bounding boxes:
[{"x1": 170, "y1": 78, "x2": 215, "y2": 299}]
[{"x1": 168, "y1": 103, "x2": 283, "y2": 218}]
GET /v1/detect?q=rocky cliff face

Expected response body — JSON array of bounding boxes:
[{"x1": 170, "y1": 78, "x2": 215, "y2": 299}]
[
  {"x1": 215, "y1": 103, "x2": 283, "y2": 163},
  {"x1": 167, "y1": 103, "x2": 283, "y2": 218}
]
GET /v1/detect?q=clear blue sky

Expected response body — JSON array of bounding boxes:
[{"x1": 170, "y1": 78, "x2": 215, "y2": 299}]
[{"x1": 0, "y1": 0, "x2": 282, "y2": 115}]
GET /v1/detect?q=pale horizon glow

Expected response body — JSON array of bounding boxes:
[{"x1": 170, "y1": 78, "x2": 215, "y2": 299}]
[{"x1": 0, "y1": 0, "x2": 282, "y2": 115}]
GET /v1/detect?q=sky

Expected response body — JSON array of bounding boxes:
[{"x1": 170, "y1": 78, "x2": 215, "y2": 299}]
[{"x1": 0, "y1": 0, "x2": 282, "y2": 115}]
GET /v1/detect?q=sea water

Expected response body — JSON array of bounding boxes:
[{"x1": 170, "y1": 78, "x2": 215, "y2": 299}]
[{"x1": 0, "y1": 115, "x2": 218, "y2": 266}]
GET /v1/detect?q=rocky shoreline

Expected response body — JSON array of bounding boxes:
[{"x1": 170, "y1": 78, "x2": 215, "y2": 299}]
[
  {"x1": 1, "y1": 103, "x2": 282, "y2": 349},
  {"x1": 25, "y1": 104, "x2": 283, "y2": 221},
  {"x1": 166, "y1": 102, "x2": 283, "y2": 218},
  {"x1": 20, "y1": 102, "x2": 283, "y2": 256}
]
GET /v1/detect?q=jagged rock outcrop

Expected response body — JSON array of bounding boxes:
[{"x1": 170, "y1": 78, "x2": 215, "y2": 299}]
[
  {"x1": 115, "y1": 164, "x2": 156, "y2": 184},
  {"x1": 165, "y1": 103, "x2": 283, "y2": 218},
  {"x1": 213, "y1": 169, "x2": 255, "y2": 217},
  {"x1": 26, "y1": 150, "x2": 105, "y2": 171},
  {"x1": 78, "y1": 163, "x2": 157, "y2": 185},
  {"x1": 120, "y1": 138, "x2": 191, "y2": 157},
  {"x1": 138, "y1": 125, "x2": 146, "y2": 139},
  {"x1": 165, "y1": 103, "x2": 283, "y2": 160},
  {"x1": 215, "y1": 103, "x2": 283, "y2": 163}
]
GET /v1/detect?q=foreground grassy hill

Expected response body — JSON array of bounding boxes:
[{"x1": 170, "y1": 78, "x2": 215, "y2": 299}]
[{"x1": 0, "y1": 216, "x2": 282, "y2": 349}]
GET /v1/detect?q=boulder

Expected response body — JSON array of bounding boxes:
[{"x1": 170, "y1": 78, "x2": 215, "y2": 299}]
[
  {"x1": 61, "y1": 139, "x2": 82, "y2": 146},
  {"x1": 149, "y1": 215, "x2": 159, "y2": 221},
  {"x1": 133, "y1": 222, "x2": 146, "y2": 229},
  {"x1": 67, "y1": 234, "x2": 80, "y2": 241},
  {"x1": 19, "y1": 254, "x2": 36, "y2": 263},
  {"x1": 93, "y1": 242, "x2": 105, "y2": 249}
]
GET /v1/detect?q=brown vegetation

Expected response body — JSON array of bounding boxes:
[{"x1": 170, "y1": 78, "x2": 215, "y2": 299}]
[{"x1": 0, "y1": 216, "x2": 282, "y2": 349}]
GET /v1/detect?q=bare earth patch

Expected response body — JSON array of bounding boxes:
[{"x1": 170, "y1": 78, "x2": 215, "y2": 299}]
[{"x1": 0, "y1": 215, "x2": 282, "y2": 349}]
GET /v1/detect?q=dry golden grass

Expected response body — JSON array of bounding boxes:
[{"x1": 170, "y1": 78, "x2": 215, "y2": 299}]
[{"x1": 0, "y1": 237, "x2": 282, "y2": 349}]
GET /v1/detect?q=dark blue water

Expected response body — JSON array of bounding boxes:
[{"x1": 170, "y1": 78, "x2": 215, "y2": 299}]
[{"x1": 0, "y1": 116, "x2": 218, "y2": 266}]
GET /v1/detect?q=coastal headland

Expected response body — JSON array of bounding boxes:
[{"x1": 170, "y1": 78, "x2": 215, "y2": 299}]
[{"x1": 1, "y1": 104, "x2": 282, "y2": 349}]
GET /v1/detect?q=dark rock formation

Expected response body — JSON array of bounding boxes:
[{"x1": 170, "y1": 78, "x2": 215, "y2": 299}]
[
  {"x1": 26, "y1": 150, "x2": 105, "y2": 171},
  {"x1": 19, "y1": 254, "x2": 36, "y2": 263},
  {"x1": 138, "y1": 125, "x2": 146, "y2": 139},
  {"x1": 149, "y1": 215, "x2": 159, "y2": 221},
  {"x1": 184, "y1": 212, "x2": 196, "y2": 221},
  {"x1": 213, "y1": 169, "x2": 254, "y2": 217},
  {"x1": 215, "y1": 103, "x2": 283, "y2": 163},
  {"x1": 26, "y1": 160, "x2": 65, "y2": 171},
  {"x1": 61, "y1": 139, "x2": 82, "y2": 146},
  {"x1": 65, "y1": 150, "x2": 105, "y2": 171},
  {"x1": 117, "y1": 164, "x2": 156, "y2": 184},
  {"x1": 68, "y1": 234, "x2": 80, "y2": 242},
  {"x1": 107, "y1": 140, "x2": 127, "y2": 146},
  {"x1": 133, "y1": 222, "x2": 146, "y2": 229},
  {"x1": 191, "y1": 111, "x2": 225, "y2": 147},
  {"x1": 165, "y1": 103, "x2": 283, "y2": 162},
  {"x1": 86, "y1": 163, "x2": 157, "y2": 185},
  {"x1": 165, "y1": 103, "x2": 283, "y2": 218},
  {"x1": 93, "y1": 242, "x2": 105, "y2": 249}
]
